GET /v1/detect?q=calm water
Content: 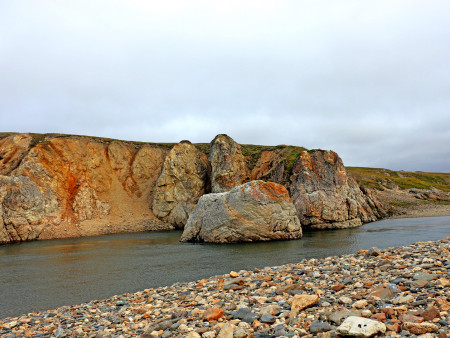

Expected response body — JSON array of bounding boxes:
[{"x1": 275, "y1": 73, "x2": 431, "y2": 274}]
[{"x1": 0, "y1": 216, "x2": 449, "y2": 319}]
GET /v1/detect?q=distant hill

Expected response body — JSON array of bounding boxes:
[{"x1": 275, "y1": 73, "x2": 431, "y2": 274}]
[{"x1": 347, "y1": 167, "x2": 450, "y2": 192}]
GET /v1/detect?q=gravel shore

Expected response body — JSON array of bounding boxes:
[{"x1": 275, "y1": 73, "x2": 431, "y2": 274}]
[
  {"x1": 377, "y1": 189, "x2": 450, "y2": 220},
  {"x1": 1, "y1": 237, "x2": 449, "y2": 338}
]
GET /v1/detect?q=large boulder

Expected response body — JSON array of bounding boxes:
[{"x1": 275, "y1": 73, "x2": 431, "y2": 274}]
[
  {"x1": 289, "y1": 150, "x2": 386, "y2": 229},
  {"x1": 152, "y1": 141, "x2": 210, "y2": 228},
  {"x1": 209, "y1": 134, "x2": 250, "y2": 193},
  {"x1": 180, "y1": 180, "x2": 302, "y2": 243}
]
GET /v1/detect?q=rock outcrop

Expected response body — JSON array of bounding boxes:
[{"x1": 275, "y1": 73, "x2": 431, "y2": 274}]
[
  {"x1": 72, "y1": 183, "x2": 111, "y2": 221},
  {"x1": 251, "y1": 149, "x2": 289, "y2": 184},
  {"x1": 180, "y1": 180, "x2": 302, "y2": 243},
  {"x1": 0, "y1": 132, "x2": 389, "y2": 244},
  {"x1": 251, "y1": 148, "x2": 387, "y2": 229},
  {"x1": 152, "y1": 141, "x2": 210, "y2": 228},
  {"x1": 209, "y1": 134, "x2": 250, "y2": 193},
  {"x1": 288, "y1": 150, "x2": 386, "y2": 229},
  {"x1": 409, "y1": 187, "x2": 450, "y2": 201},
  {"x1": 0, "y1": 133, "x2": 32, "y2": 175},
  {"x1": 0, "y1": 175, "x2": 54, "y2": 243},
  {"x1": 0, "y1": 134, "x2": 171, "y2": 243}
]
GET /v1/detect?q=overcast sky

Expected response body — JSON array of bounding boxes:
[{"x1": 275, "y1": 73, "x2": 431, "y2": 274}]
[{"x1": 1, "y1": 1, "x2": 449, "y2": 172}]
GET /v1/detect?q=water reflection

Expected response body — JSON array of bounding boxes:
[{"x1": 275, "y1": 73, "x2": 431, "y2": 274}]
[{"x1": 0, "y1": 216, "x2": 449, "y2": 318}]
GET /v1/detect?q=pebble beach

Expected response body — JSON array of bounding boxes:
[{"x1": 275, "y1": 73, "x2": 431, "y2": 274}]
[{"x1": 1, "y1": 237, "x2": 449, "y2": 338}]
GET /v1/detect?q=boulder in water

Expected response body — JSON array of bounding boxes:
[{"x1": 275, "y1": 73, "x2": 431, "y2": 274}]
[{"x1": 180, "y1": 180, "x2": 302, "y2": 243}]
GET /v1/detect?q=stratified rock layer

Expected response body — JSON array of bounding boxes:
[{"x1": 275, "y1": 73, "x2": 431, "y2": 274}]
[
  {"x1": 180, "y1": 180, "x2": 302, "y2": 243},
  {"x1": 152, "y1": 141, "x2": 210, "y2": 229},
  {"x1": 209, "y1": 134, "x2": 250, "y2": 193}
]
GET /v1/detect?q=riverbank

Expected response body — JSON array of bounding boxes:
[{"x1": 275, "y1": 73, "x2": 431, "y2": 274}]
[
  {"x1": 378, "y1": 188, "x2": 450, "y2": 219},
  {"x1": 1, "y1": 237, "x2": 448, "y2": 337}
]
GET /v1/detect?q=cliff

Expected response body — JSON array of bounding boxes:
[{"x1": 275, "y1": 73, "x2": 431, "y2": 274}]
[{"x1": 0, "y1": 133, "x2": 387, "y2": 244}]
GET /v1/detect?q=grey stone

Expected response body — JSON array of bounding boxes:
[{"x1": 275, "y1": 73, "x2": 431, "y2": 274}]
[
  {"x1": 273, "y1": 324, "x2": 286, "y2": 336},
  {"x1": 54, "y1": 328, "x2": 64, "y2": 337},
  {"x1": 413, "y1": 272, "x2": 437, "y2": 281},
  {"x1": 259, "y1": 314, "x2": 275, "y2": 324},
  {"x1": 328, "y1": 309, "x2": 361, "y2": 325},
  {"x1": 309, "y1": 321, "x2": 332, "y2": 334},
  {"x1": 233, "y1": 308, "x2": 251, "y2": 320},
  {"x1": 242, "y1": 311, "x2": 259, "y2": 323},
  {"x1": 180, "y1": 180, "x2": 302, "y2": 243}
]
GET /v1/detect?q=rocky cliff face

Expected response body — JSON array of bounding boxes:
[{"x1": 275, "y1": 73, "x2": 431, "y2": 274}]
[
  {"x1": 0, "y1": 134, "x2": 172, "y2": 244},
  {"x1": 0, "y1": 175, "x2": 51, "y2": 243},
  {"x1": 0, "y1": 133, "x2": 387, "y2": 244},
  {"x1": 251, "y1": 147, "x2": 386, "y2": 229},
  {"x1": 209, "y1": 134, "x2": 250, "y2": 193},
  {"x1": 288, "y1": 150, "x2": 385, "y2": 229},
  {"x1": 152, "y1": 141, "x2": 210, "y2": 229},
  {"x1": 0, "y1": 134, "x2": 33, "y2": 175}
]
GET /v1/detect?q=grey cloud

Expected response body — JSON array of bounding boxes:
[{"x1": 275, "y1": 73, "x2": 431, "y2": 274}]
[{"x1": 0, "y1": 1, "x2": 449, "y2": 171}]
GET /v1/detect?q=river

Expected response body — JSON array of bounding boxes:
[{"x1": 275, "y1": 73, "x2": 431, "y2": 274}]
[{"x1": 0, "y1": 216, "x2": 449, "y2": 319}]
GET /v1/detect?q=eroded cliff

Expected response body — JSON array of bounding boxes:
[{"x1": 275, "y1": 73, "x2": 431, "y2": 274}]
[
  {"x1": 0, "y1": 134, "x2": 173, "y2": 243},
  {"x1": 0, "y1": 133, "x2": 387, "y2": 244}
]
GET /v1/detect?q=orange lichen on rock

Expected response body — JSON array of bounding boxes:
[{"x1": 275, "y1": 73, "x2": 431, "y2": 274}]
[
  {"x1": 261, "y1": 181, "x2": 290, "y2": 202},
  {"x1": 180, "y1": 180, "x2": 302, "y2": 243}
]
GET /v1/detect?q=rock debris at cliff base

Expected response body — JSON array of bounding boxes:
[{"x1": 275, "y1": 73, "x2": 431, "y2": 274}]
[{"x1": 0, "y1": 238, "x2": 448, "y2": 337}]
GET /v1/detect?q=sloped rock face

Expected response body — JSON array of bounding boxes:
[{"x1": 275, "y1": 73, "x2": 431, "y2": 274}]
[
  {"x1": 152, "y1": 141, "x2": 210, "y2": 228},
  {"x1": 0, "y1": 134, "x2": 32, "y2": 175},
  {"x1": 289, "y1": 150, "x2": 386, "y2": 229},
  {"x1": 0, "y1": 175, "x2": 55, "y2": 244},
  {"x1": 180, "y1": 180, "x2": 302, "y2": 243},
  {"x1": 4, "y1": 136, "x2": 170, "y2": 241},
  {"x1": 209, "y1": 134, "x2": 250, "y2": 193},
  {"x1": 73, "y1": 183, "x2": 111, "y2": 222},
  {"x1": 107, "y1": 142, "x2": 168, "y2": 199}
]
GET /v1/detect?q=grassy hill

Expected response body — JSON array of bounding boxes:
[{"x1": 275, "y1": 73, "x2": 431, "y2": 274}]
[{"x1": 347, "y1": 167, "x2": 450, "y2": 192}]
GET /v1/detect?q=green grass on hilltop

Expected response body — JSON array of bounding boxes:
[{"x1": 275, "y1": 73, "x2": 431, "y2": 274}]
[
  {"x1": 0, "y1": 132, "x2": 176, "y2": 150},
  {"x1": 347, "y1": 166, "x2": 450, "y2": 192},
  {"x1": 277, "y1": 145, "x2": 307, "y2": 173},
  {"x1": 194, "y1": 143, "x2": 211, "y2": 155},
  {"x1": 241, "y1": 144, "x2": 278, "y2": 169}
]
